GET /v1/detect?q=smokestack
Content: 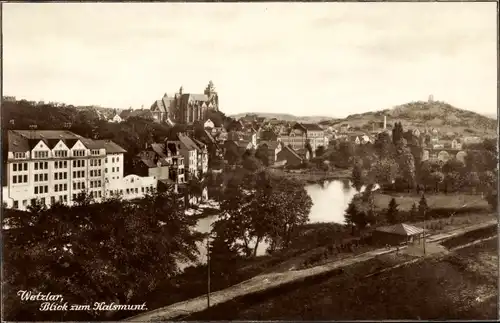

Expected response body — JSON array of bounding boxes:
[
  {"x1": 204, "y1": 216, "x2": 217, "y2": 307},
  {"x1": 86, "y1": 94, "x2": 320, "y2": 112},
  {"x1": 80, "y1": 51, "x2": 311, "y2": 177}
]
[{"x1": 384, "y1": 116, "x2": 387, "y2": 130}]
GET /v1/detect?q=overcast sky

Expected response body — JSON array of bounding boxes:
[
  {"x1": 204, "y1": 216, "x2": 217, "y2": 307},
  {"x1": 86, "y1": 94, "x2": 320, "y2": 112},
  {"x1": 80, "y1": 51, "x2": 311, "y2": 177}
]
[{"x1": 2, "y1": 2, "x2": 497, "y2": 118}]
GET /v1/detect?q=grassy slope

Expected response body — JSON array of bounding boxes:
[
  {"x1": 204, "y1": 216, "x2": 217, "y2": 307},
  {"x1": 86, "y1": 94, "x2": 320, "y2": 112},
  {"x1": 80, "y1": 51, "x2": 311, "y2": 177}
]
[
  {"x1": 191, "y1": 238, "x2": 498, "y2": 321},
  {"x1": 373, "y1": 192, "x2": 490, "y2": 211},
  {"x1": 337, "y1": 100, "x2": 497, "y2": 136}
]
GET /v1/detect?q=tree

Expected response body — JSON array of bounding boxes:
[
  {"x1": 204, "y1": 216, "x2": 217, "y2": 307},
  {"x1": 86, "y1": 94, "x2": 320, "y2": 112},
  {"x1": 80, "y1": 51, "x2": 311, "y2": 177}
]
[
  {"x1": 465, "y1": 171, "x2": 481, "y2": 193},
  {"x1": 315, "y1": 145, "x2": 326, "y2": 158},
  {"x1": 216, "y1": 170, "x2": 312, "y2": 257},
  {"x1": 410, "y1": 202, "x2": 418, "y2": 221},
  {"x1": 386, "y1": 198, "x2": 399, "y2": 224},
  {"x1": 374, "y1": 131, "x2": 394, "y2": 158},
  {"x1": 369, "y1": 158, "x2": 399, "y2": 190},
  {"x1": 392, "y1": 122, "x2": 404, "y2": 145},
  {"x1": 397, "y1": 149, "x2": 416, "y2": 191},
  {"x1": 344, "y1": 199, "x2": 364, "y2": 234},
  {"x1": 254, "y1": 145, "x2": 269, "y2": 166},
  {"x1": 351, "y1": 163, "x2": 363, "y2": 191},
  {"x1": 429, "y1": 171, "x2": 444, "y2": 192},
  {"x1": 418, "y1": 194, "x2": 429, "y2": 220},
  {"x1": 3, "y1": 191, "x2": 201, "y2": 321}
]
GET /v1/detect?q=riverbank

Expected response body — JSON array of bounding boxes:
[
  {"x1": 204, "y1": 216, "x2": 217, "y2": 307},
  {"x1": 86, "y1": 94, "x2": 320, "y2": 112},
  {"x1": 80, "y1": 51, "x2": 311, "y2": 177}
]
[
  {"x1": 372, "y1": 191, "x2": 490, "y2": 211},
  {"x1": 268, "y1": 167, "x2": 351, "y2": 184},
  {"x1": 124, "y1": 218, "x2": 497, "y2": 321},
  {"x1": 180, "y1": 230, "x2": 498, "y2": 321}
]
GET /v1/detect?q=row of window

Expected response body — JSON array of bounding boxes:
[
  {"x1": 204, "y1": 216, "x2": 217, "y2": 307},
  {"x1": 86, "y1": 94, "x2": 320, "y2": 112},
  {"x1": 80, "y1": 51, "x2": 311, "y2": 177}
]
[
  {"x1": 89, "y1": 159, "x2": 102, "y2": 167},
  {"x1": 74, "y1": 150, "x2": 86, "y2": 157},
  {"x1": 107, "y1": 167, "x2": 120, "y2": 173},
  {"x1": 55, "y1": 161, "x2": 68, "y2": 169},
  {"x1": 89, "y1": 190, "x2": 102, "y2": 198},
  {"x1": 90, "y1": 169, "x2": 102, "y2": 177},
  {"x1": 13, "y1": 152, "x2": 26, "y2": 159},
  {"x1": 34, "y1": 162, "x2": 49, "y2": 170},
  {"x1": 54, "y1": 183, "x2": 68, "y2": 192},
  {"x1": 34, "y1": 185, "x2": 49, "y2": 194},
  {"x1": 73, "y1": 182, "x2": 86, "y2": 190},
  {"x1": 73, "y1": 160, "x2": 86, "y2": 168},
  {"x1": 12, "y1": 175, "x2": 28, "y2": 184},
  {"x1": 54, "y1": 150, "x2": 68, "y2": 158},
  {"x1": 73, "y1": 170, "x2": 85, "y2": 179},
  {"x1": 91, "y1": 149, "x2": 100, "y2": 156},
  {"x1": 34, "y1": 173, "x2": 49, "y2": 182},
  {"x1": 33, "y1": 151, "x2": 49, "y2": 159},
  {"x1": 54, "y1": 172, "x2": 68, "y2": 180},
  {"x1": 90, "y1": 180, "x2": 102, "y2": 188},
  {"x1": 109, "y1": 186, "x2": 154, "y2": 196},
  {"x1": 12, "y1": 196, "x2": 67, "y2": 209},
  {"x1": 12, "y1": 163, "x2": 28, "y2": 172}
]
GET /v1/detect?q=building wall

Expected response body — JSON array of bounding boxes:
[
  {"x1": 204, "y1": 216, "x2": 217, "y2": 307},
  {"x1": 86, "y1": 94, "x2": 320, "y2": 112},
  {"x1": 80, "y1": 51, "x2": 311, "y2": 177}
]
[{"x1": 106, "y1": 174, "x2": 158, "y2": 200}]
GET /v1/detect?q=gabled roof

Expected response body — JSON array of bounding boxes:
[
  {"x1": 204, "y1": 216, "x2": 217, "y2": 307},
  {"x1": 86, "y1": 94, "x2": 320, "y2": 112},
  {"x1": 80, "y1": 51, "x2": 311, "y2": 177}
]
[
  {"x1": 185, "y1": 93, "x2": 209, "y2": 102},
  {"x1": 280, "y1": 145, "x2": 303, "y2": 160},
  {"x1": 168, "y1": 133, "x2": 200, "y2": 151},
  {"x1": 7, "y1": 130, "x2": 126, "y2": 154},
  {"x1": 258, "y1": 141, "x2": 280, "y2": 150},
  {"x1": 375, "y1": 223, "x2": 424, "y2": 236},
  {"x1": 301, "y1": 123, "x2": 323, "y2": 131},
  {"x1": 94, "y1": 140, "x2": 127, "y2": 154}
]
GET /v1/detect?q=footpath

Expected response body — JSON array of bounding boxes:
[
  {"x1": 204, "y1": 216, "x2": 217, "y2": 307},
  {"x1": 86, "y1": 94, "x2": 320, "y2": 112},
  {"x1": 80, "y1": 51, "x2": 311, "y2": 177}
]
[{"x1": 125, "y1": 219, "x2": 497, "y2": 322}]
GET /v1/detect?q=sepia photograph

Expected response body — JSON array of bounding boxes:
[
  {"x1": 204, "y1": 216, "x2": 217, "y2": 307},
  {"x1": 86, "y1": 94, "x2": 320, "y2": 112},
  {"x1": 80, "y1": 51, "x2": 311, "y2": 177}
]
[{"x1": 1, "y1": 2, "x2": 498, "y2": 321}]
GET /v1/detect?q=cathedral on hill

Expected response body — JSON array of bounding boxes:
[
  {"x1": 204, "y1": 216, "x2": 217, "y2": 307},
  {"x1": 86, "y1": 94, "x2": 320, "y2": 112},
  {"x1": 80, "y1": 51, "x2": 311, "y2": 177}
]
[{"x1": 150, "y1": 81, "x2": 219, "y2": 125}]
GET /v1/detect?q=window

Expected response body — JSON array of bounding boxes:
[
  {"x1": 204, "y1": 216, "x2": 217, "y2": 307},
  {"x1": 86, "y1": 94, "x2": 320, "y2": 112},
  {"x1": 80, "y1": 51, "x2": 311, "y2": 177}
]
[
  {"x1": 64, "y1": 184, "x2": 67, "y2": 191},
  {"x1": 55, "y1": 185, "x2": 59, "y2": 192},
  {"x1": 91, "y1": 149, "x2": 100, "y2": 155},
  {"x1": 63, "y1": 161, "x2": 67, "y2": 168},
  {"x1": 13, "y1": 164, "x2": 17, "y2": 172},
  {"x1": 23, "y1": 175, "x2": 27, "y2": 182},
  {"x1": 54, "y1": 150, "x2": 68, "y2": 158},
  {"x1": 22, "y1": 200, "x2": 27, "y2": 206},
  {"x1": 41, "y1": 197, "x2": 46, "y2": 205},
  {"x1": 59, "y1": 196, "x2": 63, "y2": 202},
  {"x1": 112, "y1": 157, "x2": 115, "y2": 163},
  {"x1": 64, "y1": 195, "x2": 67, "y2": 202},
  {"x1": 117, "y1": 167, "x2": 119, "y2": 173},
  {"x1": 44, "y1": 174, "x2": 48, "y2": 181},
  {"x1": 14, "y1": 152, "x2": 25, "y2": 159},
  {"x1": 51, "y1": 197, "x2": 55, "y2": 205},
  {"x1": 44, "y1": 162, "x2": 48, "y2": 169},
  {"x1": 73, "y1": 160, "x2": 76, "y2": 168},
  {"x1": 24, "y1": 163, "x2": 28, "y2": 171},
  {"x1": 13, "y1": 201, "x2": 18, "y2": 209},
  {"x1": 74, "y1": 150, "x2": 85, "y2": 157},
  {"x1": 112, "y1": 167, "x2": 115, "y2": 172},
  {"x1": 34, "y1": 163, "x2": 38, "y2": 170},
  {"x1": 13, "y1": 176, "x2": 17, "y2": 184},
  {"x1": 34, "y1": 187, "x2": 38, "y2": 194}
]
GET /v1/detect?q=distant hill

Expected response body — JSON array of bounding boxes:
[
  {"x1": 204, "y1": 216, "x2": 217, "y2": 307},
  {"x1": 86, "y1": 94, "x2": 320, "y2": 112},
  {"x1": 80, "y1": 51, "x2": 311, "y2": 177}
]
[
  {"x1": 334, "y1": 101, "x2": 497, "y2": 136},
  {"x1": 230, "y1": 112, "x2": 337, "y2": 123}
]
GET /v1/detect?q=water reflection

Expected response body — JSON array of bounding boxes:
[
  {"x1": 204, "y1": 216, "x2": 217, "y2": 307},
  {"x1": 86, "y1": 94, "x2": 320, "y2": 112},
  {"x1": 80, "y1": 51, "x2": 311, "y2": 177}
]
[{"x1": 184, "y1": 179, "x2": 377, "y2": 266}]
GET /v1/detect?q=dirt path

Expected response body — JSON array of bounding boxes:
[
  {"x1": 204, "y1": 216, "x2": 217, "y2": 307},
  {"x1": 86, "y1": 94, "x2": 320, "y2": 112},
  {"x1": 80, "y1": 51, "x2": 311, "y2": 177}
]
[{"x1": 125, "y1": 219, "x2": 497, "y2": 322}]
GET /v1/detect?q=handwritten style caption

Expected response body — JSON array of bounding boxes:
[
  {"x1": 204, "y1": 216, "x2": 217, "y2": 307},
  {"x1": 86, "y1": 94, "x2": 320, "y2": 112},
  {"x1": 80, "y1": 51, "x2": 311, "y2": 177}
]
[{"x1": 17, "y1": 290, "x2": 148, "y2": 311}]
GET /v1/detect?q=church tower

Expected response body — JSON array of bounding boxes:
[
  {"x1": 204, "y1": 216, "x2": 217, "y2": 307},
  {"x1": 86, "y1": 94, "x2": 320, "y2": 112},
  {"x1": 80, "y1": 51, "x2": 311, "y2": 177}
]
[{"x1": 204, "y1": 80, "x2": 219, "y2": 111}]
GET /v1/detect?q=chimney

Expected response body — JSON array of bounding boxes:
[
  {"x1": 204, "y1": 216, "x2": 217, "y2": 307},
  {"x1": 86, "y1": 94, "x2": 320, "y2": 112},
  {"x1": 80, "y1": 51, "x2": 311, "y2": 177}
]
[{"x1": 383, "y1": 116, "x2": 387, "y2": 130}]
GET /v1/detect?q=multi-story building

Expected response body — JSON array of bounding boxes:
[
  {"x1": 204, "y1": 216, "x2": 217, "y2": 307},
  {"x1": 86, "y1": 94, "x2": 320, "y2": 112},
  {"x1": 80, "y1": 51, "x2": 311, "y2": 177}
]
[
  {"x1": 150, "y1": 81, "x2": 219, "y2": 125},
  {"x1": 165, "y1": 133, "x2": 208, "y2": 179},
  {"x1": 135, "y1": 143, "x2": 186, "y2": 190},
  {"x1": 278, "y1": 123, "x2": 327, "y2": 158},
  {"x1": 2, "y1": 130, "x2": 157, "y2": 211}
]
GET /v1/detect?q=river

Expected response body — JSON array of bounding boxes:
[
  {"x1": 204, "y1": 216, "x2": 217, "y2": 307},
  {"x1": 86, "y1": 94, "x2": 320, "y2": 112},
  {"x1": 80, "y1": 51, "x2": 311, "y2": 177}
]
[{"x1": 183, "y1": 179, "x2": 377, "y2": 268}]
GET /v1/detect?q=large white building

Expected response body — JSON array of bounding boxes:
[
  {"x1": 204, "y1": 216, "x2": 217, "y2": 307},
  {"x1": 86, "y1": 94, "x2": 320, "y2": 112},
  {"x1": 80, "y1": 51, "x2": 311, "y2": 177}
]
[{"x1": 2, "y1": 130, "x2": 157, "y2": 211}]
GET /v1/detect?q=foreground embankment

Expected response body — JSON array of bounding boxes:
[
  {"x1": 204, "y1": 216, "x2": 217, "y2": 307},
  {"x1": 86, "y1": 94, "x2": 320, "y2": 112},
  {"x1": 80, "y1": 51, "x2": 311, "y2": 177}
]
[{"x1": 125, "y1": 219, "x2": 497, "y2": 321}]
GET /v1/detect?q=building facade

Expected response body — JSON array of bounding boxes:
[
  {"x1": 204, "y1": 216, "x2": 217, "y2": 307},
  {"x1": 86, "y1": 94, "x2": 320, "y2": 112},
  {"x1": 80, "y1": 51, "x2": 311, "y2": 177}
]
[
  {"x1": 151, "y1": 81, "x2": 219, "y2": 125},
  {"x1": 165, "y1": 133, "x2": 208, "y2": 179},
  {"x1": 3, "y1": 130, "x2": 157, "y2": 211},
  {"x1": 278, "y1": 123, "x2": 327, "y2": 158}
]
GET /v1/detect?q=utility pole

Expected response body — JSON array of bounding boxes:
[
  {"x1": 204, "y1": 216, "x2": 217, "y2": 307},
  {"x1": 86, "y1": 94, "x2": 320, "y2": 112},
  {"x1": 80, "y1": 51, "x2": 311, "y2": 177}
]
[
  {"x1": 207, "y1": 234, "x2": 211, "y2": 308},
  {"x1": 423, "y1": 209, "x2": 426, "y2": 255}
]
